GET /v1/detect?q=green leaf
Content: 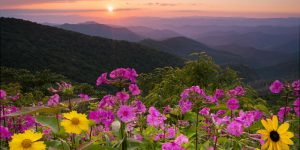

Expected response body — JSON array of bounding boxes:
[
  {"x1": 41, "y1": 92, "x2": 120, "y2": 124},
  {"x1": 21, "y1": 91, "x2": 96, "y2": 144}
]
[
  {"x1": 127, "y1": 138, "x2": 142, "y2": 150},
  {"x1": 35, "y1": 115, "x2": 60, "y2": 134},
  {"x1": 60, "y1": 98, "x2": 99, "y2": 106},
  {"x1": 4, "y1": 106, "x2": 63, "y2": 117},
  {"x1": 46, "y1": 140, "x2": 70, "y2": 150},
  {"x1": 254, "y1": 104, "x2": 269, "y2": 114}
]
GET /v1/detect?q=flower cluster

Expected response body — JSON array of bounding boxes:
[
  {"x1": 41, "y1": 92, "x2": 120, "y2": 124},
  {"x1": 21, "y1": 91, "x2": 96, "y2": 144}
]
[{"x1": 1, "y1": 68, "x2": 299, "y2": 150}]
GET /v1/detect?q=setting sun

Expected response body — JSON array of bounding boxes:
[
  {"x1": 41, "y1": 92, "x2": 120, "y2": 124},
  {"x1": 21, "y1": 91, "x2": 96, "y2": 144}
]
[{"x1": 107, "y1": 5, "x2": 114, "y2": 13}]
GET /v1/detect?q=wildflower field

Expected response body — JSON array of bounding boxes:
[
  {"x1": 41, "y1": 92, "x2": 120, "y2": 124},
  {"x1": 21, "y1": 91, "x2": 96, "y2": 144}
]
[{"x1": 0, "y1": 57, "x2": 299, "y2": 150}]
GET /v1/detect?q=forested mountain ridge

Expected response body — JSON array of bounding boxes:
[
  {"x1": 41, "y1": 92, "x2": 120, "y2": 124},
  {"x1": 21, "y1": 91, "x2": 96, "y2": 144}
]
[{"x1": 0, "y1": 17, "x2": 184, "y2": 83}]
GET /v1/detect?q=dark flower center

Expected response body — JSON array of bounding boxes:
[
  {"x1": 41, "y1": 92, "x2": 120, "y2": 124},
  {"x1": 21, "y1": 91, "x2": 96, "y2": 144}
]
[
  {"x1": 22, "y1": 139, "x2": 32, "y2": 148},
  {"x1": 270, "y1": 131, "x2": 280, "y2": 142},
  {"x1": 123, "y1": 111, "x2": 128, "y2": 116},
  {"x1": 71, "y1": 118, "x2": 80, "y2": 125}
]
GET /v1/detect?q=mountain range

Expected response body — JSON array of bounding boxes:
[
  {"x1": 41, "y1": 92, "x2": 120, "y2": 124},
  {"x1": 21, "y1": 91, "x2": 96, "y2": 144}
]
[
  {"x1": 0, "y1": 17, "x2": 183, "y2": 83},
  {"x1": 1, "y1": 17, "x2": 298, "y2": 84},
  {"x1": 58, "y1": 21, "x2": 143, "y2": 42},
  {"x1": 139, "y1": 37, "x2": 244, "y2": 65}
]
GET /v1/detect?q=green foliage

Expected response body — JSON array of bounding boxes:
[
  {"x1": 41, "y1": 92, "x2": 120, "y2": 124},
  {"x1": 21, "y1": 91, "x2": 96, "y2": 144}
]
[
  {"x1": 0, "y1": 67, "x2": 67, "y2": 93},
  {"x1": 139, "y1": 53, "x2": 246, "y2": 106},
  {"x1": 36, "y1": 115, "x2": 60, "y2": 134}
]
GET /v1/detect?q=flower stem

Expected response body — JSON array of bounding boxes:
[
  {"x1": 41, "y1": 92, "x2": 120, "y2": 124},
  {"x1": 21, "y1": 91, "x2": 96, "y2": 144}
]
[
  {"x1": 283, "y1": 93, "x2": 289, "y2": 122},
  {"x1": 68, "y1": 98, "x2": 72, "y2": 111},
  {"x1": 121, "y1": 122, "x2": 127, "y2": 150},
  {"x1": 89, "y1": 126, "x2": 93, "y2": 141},
  {"x1": 214, "y1": 134, "x2": 218, "y2": 149},
  {"x1": 56, "y1": 113, "x2": 60, "y2": 131},
  {"x1": 196, "y1": 108, "x2": 199, "y2": 150}
]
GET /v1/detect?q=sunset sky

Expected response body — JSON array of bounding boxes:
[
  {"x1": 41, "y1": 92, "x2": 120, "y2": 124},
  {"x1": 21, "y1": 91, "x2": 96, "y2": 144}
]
[{"x1": 1, "y1": 0, "x2": 300, "y2": 23}]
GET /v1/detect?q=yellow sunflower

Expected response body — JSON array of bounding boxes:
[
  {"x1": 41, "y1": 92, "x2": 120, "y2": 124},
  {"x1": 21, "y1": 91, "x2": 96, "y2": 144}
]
[
  {"x1": 9, "y1": 130, "x2": 46, "y2": 150},
  {"x1": 257, "y1": 115, "x2": 294, "y2": 150},
  {"x1": 61, "y1": 111, "x2": 89, "y2": 134}
]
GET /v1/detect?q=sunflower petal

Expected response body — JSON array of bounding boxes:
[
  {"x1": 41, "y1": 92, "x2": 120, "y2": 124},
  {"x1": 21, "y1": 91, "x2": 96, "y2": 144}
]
[
  {"x1": 31, "y1": 141, "x2": 46, "y2": 150},
  {"x1": 268, "y1": 141, "x2": 273, "y2": 150},
  {"x1": 280, "y1": 138, "x2": 294, "y2": 145},
  {"x1": 280, "y1": 132, "x2": 294, "y2": 139},
  {"x1": 267, "y1": 118, "x2": 274, "y2": 131},
  {"x1": 271, "y1": 116, "x2": 278, "y2": 130},
  {"x1": 281, "y1": 142, "x2": 290, "y2": 150},
  {"x1": 24, "y1": 130, "x2": 43, "y2": 142},
  {"x1": 276, "y1": 142, "x2": 281, "y2": 150},
  {"x1": 257, "y1": 129, "x2": 268, "y2": 135},
  {"x1": 262, "y1": 119, "x2": 272, "y2": 131},
  {"x1": 262, "y1": 140, "x2": 270, "y2": 150},
  {"x1": 277, "y1": 123, "x2": 289, "y2": 134}
]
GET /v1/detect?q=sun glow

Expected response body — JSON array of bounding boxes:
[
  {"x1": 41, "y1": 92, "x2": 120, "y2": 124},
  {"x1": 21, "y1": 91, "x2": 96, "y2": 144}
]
[{"x1": 107, "y1": 5, "x2": 114, "y2": 12}]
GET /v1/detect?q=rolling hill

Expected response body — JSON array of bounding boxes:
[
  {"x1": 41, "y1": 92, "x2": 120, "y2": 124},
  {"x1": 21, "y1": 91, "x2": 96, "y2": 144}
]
[
  {"x1": 195, "y1": 31, "x2": 298, "y2": 50},
  {"x1": 215, "y1": 44, "x2": 293, "y2": 68},
  {"x1": 140, "y1": 37, "x2": 244, "y2": 65},
  {"x1": 0, "y1": 17, "x2": 184, "y2": 83},
  {"x1": 58, "y1": 21, "x2": 143, "y2": 42},
  {"x1": 256, "y1": 56, "x2": 299, "y2": 80},
  {"x1": 128, "y1": 26, "x2": 181, "y2": 40}
]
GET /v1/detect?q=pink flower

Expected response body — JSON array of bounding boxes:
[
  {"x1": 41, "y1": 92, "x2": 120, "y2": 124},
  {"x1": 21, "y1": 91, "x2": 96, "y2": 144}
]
[
  {"x1": 178, "y1": 120, "x2": 189, "y2": 126},
  {"x1": 214, "y1": 89, "x2": 224, "y2": 99},
  {"x1": 129, "y1": 84, "x2": 141, "y2": 95},
  {"x1": 90, "y1": 110, "x2": 101, "y2": 124},
  {"x1": 0, "y1": 89, "x2": 7, "y2": 100},
  {"x1": 116, "y1": 91, "x2": 130, "y2": 103},
  {"x1": 179, "y1": 99, "x2": 192, "y2": 114},
  {"x1": 206, "y1": 96, "x2": 218, "y2": 105},
  {"x1": 147, "y1": 107, "x2": 166, "y2": 127},
  {"x1": 20, "y1": 115, "x2": 36, "y2": 132},
  {"x1": 180, "y1": 86, "x2": 206, "y2": 100},
  {"x1": 216, "y1": 110, "x2": 226, "y2": 116},
  {"x1": 269, "y1": 80, "x2": 284, "y2": 94},
  {"x1": 227, "y1": 86, "x2": 245, "y2": 97},
  {"x1": 226, "y1": 98, "x2": 239, "y2": 110},
  {"x1": 293, "y1": 98, "x2": 300, "y2": 117},
  {"x1": 163, "y1": 105, "x2": 171, "y2": 114},
  {"x1": 0, "y1": 125, "x2": 11, "y2": 139},
  {"x1": 162, "y1": 142, "x2": 185, "y2": 150},
  {"x1": 235, "y1": 111, "x2": 255, "y2": 127},
  {"x1": 132, "y1": 100, "x2": 146, "y2": 114},
  {"x1": 154, "y1": 133, "x2": 164, "y2": 141},
  {"x1": 278, "y1": 107, "x2": 291, "y2": 122},
  {"x1": 8, "y1": 93, "x2": 20, "y2": 101},
  {"x1": 96, "y1": 73, "x2": 109, "y2": 86},
  {"x1": 49, "y1": 81, "x2": 72, "y2": 93},
  {"x1": 117, "y1": 105, "x2": 135, "y2": 123},
  {"x1": 90, "y1": 109, "x2": 115, "y2": 128},
  {"x1": 43, "y1": 128, "x2": 51, "y2": 135},
  {"x1": 212, "y1": 115, "x2": 230, "y2": 126},
  {"x1": 98, "y1": 95, "x2": 116, "y2": 108},
  {"x1": 227, "y1": 121, "x2": 243, "y2": 136},
  {"x1": 47, "y1": 94, "x2": 60, "y2": 106},
  {"x1": 199, "y1": 107, "x2": 210, "y2": 115},
  {"x1": 134, "y1": 134, "x2": 143, "y2": 141},
  {"x1": 234, "y1": 86, "x2": 246, "y2": 96},
  {"x1": 78, "y1": 93, "x2": 90, "y2": 101},
  {"x1": 166, "y1": 127, "x2": 176, "y2": 139},
  {"x1": 174, "y1": 134, "x2": 189, "y2": 145},
  {"x1": 292, "y1": 80, "x2": 300, "y2": 96},
  {"x1": 110, "y1": 68, "x2": 138, "y2": 83},
  {"x1": 125, "y1": 68, "x2": 138, "y2": 83}
]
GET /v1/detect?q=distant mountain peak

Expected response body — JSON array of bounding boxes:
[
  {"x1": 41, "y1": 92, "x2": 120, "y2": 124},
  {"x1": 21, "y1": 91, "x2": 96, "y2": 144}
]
[{"x1": 80, "y1": 21, "x2": 99, "y2": 24}]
